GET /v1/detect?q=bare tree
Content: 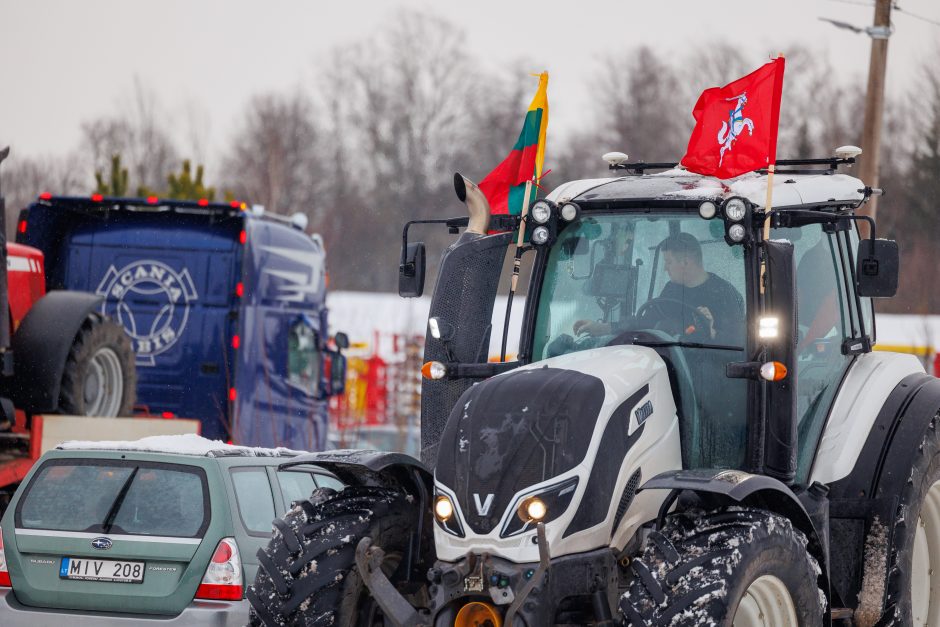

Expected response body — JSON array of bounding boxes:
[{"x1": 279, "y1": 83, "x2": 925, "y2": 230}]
[
  {"x1": 0, "y1": 151, "x2": 86, "y2": 237},
  {"x1": 222, "y1": 89, "x2": 323, "y2": 215},
  {"x1": 81, "y1": 78, "x2": 178, "y2": 193}
]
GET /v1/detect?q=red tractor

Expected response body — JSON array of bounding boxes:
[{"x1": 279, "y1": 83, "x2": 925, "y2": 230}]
[{"x1": 0, "y1": 147, "x2": 136, "y2": 429}]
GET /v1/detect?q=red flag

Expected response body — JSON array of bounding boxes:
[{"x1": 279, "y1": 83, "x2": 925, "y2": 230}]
[{"x1": 680, "y1": 58, "x2": 785, "y2": 179}]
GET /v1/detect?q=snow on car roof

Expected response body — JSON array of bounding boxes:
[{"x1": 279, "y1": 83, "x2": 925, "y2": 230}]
[{"x1": 57, "y1": 433, "x2": 305, "y2": 458}]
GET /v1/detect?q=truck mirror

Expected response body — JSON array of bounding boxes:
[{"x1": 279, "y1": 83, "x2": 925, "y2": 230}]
[
  {"x1": 334, "y1": 331, "x2": 349, "y2": 350},
  {"x1": 330, "y1": 353, "x2": 347, "y2": 396},
  {"x1": 856, "y1": 239, "x2": 899, "y2": 298},
  {"x1": 399, "y1": 242, "x2": 426, "y2": 298}
]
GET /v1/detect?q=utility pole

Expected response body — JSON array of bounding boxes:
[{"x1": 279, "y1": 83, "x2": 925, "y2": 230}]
[{"x1": 858, "y1": 0, "x2": 893, "y2": 227}]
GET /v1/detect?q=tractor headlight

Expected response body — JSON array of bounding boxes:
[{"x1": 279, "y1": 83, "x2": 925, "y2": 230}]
[
  {"x1": 433, "y1": 492, "x2": 464, "y2": 537},
  {"x1": 434, "y1": 496, "x2": 454, "y2": 521},
  {"x1": 531, "y1": 225, "x2": 551, "y2": 245},
  {"x1": 723, "y1": 197, "x2": 748, "y2": 222},
  {"x1": 560, "y1": 202, "x2": 580, "y2": 222},
  {"x1": 501, "y1": 477, "x2": 578, "y2": 538},
  {"x1": 529, "y1": 200, "x2": 553, "y2": 224}
]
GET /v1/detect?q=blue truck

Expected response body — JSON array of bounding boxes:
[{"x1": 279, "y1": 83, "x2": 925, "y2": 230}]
[{"x1": 15, "y1": 195, "x2": 346, "y2": 451}]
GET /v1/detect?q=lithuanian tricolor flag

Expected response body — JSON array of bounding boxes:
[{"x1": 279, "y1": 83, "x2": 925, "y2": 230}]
[{"x1": 479, "y1": 72, "x2": 548, "y2": 218}]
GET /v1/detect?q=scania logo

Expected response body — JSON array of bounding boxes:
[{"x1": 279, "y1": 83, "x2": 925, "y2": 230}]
[
  {"x1": 91, "y1": 537, "x2": 112, "y2": 550},
  {"x1": 95, "y1": 260, "x2": 198, "y2": 366}
]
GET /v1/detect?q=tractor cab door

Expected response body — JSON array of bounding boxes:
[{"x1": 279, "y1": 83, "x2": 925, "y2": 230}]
[{"x1": 772, "y1": 221, "x2": 874, "y2": 483}]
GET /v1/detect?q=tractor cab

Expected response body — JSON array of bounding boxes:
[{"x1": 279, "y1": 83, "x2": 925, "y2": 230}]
[{"x1": 406, "y1": 155, "x2": 898, "y2": 487}]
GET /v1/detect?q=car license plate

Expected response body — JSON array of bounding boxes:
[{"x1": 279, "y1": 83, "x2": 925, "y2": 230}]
[{"x1": 59, "y1": 557, "x2": 145, "y2": 583}]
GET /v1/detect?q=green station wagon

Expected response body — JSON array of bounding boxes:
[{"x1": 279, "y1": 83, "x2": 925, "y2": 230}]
[{"x1": 0, "y1": 435, "x2": 341, "y2": 625}]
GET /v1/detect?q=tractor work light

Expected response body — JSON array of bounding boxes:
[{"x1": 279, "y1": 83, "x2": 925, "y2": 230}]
[
  {"x1": 723, "y1": 197, "x2": 748, "y2": 221},
  {"x1": 530, "y1": 200, "x2": 553, "y2": 224},
  {"x1": 560, "y1": 202, "x2": 581, "y2": 222},
  {"x1": 421, "y1": 361, "x2": 447, "y2": 380},
  {"x1": 698, "y1": 201, "x2": 717, "y2": 220},
  {"x1": 531, "y1": 226, "x2": 551, "y2": 245},
  {"x1": 758, "y1": 316, "x2": 779, "y2": 339},
  {"x1": 728, "y1": 223, "x2": 746, "y2": 242},
  {"x1": 434, "y1": 496, "x2": 455, "y2": 521},
  {"x1": 428, "y1": 317, "x2": 442, "y2": 339}
]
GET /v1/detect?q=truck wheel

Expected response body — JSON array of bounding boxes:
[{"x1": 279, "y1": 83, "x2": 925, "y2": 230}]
[
  {"x1": 248, "y1": 485, "x2": 417, "y2": 627},
  {"x1": 58, "y1": 314, "x2": 136, "y2": 417},
  {"x1": 620, "y1": 508, "x2": 824, "y2": 626},
  {"x1": 871, "y1": 410, "x2": 940, "y2": 626}
]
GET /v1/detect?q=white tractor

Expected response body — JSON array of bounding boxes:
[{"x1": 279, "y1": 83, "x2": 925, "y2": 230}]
[{"x1": 249, "y1": 152, "x2": 938, "y2": 627}]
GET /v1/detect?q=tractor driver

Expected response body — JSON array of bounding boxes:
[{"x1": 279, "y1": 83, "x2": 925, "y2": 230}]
[{"x1": 573, "y1": 232, "x2": 745, "y2": 344}]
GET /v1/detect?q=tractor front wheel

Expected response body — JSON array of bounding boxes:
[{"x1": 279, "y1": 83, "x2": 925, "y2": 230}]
[
  {"x1": 620, "y1": 508, "x2": 824, "y2": 626},
  {"x1": 58, "y1": 313, "x2": 136, "y2": 417}
]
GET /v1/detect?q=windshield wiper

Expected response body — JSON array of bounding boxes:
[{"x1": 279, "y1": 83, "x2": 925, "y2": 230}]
[{"x1": 101, "y1": 466, "x2": 139, "y2": 534}]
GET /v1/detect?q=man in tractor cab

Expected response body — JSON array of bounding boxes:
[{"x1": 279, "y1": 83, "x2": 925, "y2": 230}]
[{"x1": 574, "y1": 232, "x2": 744, "y2": 344}]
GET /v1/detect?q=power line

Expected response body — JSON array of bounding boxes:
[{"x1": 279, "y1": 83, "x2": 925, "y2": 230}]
[
  {"x1": 823, "y1": 0, "x2": 875, "y2": 7},
  {"x1": 894, "y1": 4, "x2": 940, "y2": 28}
]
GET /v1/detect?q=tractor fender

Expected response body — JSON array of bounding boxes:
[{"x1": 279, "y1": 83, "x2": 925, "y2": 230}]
[
  {"x1": 280, "y1": 449, "x2": 433, "y2": 498},
  {"x1": 640, "y1": 469, "x2": 830, "y2": 599},
  {"x1": 10, "y1": 290, "x2": 104, "y2": 413}
]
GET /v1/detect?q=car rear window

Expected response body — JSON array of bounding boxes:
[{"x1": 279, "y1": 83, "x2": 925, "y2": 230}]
[{"x1": 16, "y1": 459, "x2": 209, "y2": 538}]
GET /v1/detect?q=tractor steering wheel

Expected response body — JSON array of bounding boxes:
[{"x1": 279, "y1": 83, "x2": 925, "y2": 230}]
[{"x1": 634, "y1": 297, "x2": 712, "y2": 341}]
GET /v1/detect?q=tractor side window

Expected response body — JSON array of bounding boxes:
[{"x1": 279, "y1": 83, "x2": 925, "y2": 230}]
[
  {"x1": 288, "y1": 319, "x2": 320, "y2": 396},
  {"x1": 778, "y1": 224, "x2": 854, "y2": 482}
]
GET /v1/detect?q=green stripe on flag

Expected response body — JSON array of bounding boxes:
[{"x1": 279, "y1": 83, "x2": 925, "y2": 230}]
[
  {"x1": 507, "y1": 180, "x2": 538, "y2": 216},
  {"x1": 512, "y1": 109, "x2": 544, "y2": 151}
]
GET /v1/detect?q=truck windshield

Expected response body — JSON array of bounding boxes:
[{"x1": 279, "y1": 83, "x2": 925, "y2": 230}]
[
  {"x1": 531, "y1": 210, "x2": 750, "y2": 470},
  {"x1": 532, "y1": 211, "x2": 747, "y2": 361}
]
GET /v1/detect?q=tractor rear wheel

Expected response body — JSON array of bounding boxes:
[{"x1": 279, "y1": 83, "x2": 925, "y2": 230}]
[
  {"x1": 58, "y1": 313, "x2": 135, "y2": 417},
  {"x1": 248, "y1": 485, "x2": 418, "y2": 627},
  {"x1": 620, "y1": 508, "x2": 824, "y2": 626},
  {"x1": 867, "y1": 409, "x2": 940, "y2": 626}
]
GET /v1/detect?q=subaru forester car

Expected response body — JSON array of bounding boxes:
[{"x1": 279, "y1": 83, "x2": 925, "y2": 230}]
[{"x1": 0, "y1": 435, "x2": 341, "y2": 625}]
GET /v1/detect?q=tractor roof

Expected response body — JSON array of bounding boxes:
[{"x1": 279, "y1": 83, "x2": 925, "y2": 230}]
[{"x1": 547, "y1": 168, "x2": 866, "y2": 210}]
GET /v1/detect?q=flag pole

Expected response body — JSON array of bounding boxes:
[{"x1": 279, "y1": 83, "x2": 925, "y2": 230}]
[
  {"x1": 499, "y1": 177, "x2": 533, "y2": 362},
  {"x1": 761, "y1": 53, "x2": 784, "y2": 294}
]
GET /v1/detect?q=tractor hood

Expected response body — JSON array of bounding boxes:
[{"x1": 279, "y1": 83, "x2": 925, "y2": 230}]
[{"x1": 434, "y1": 345, "x2": 682, "y2": 560}]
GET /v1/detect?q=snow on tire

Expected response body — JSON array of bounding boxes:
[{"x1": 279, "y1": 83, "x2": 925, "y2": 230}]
[
  {"x1": 620, "y1": 508, "x2": 824, "y2": 626},
  {"x1": 248, "y1": 485, "x2": 416, "y2": 627}
]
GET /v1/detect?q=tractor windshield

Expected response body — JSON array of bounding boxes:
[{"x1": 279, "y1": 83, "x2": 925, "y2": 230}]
[{"x1": 531, "y1": 210, "x2": 750, "y2": 469}]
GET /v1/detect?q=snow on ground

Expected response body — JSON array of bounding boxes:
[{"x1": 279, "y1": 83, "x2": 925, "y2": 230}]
[{"x1": 59, "y1": 433, "x2": 303, "y2": 457}]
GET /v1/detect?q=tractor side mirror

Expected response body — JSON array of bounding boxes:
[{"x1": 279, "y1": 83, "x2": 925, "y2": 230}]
[
  {"x1": 399, "y1": 242, "x2": 426, "y2": 298},
  {"x1": 856, "y1": 239, "x2": 899, "y2": 298},
  {"x1": 334, "y1": 331, "x2": 349, "y2": 350}
]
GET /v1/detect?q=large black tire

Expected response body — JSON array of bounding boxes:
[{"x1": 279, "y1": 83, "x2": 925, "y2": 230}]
[
  {"x1": 620, "y1": 508, "x2": 824, "y2": 626},
  {"x1": 58, "y1": 313, "x2": 136, "y2": 417},
  {"x1": 863, "y1": 409, "x2": 940, "y2": 626},
  {"x1": 248, "y1": 485, "x2": 417, "y2": 627}
]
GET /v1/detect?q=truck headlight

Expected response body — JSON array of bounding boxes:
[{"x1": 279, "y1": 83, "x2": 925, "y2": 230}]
[{"x1": 501, "y1": 477, "x2": 578, "y2": 538}]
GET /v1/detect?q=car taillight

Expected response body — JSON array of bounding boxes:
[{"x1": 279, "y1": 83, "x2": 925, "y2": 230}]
[
  {"x1": 0, "y1": 528, "x2": 10, "y2": 587},
  {"x1": 196, "y1": 538, "x2": 242, "y2": 601}
]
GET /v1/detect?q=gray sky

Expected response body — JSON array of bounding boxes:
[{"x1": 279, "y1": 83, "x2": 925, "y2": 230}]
[{"x1": 1, "y1": 0, "x2": 938, "y2": 162}]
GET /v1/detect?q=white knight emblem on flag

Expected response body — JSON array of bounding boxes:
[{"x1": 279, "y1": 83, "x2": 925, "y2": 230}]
[{"x1": 717, "y1": 93, "x2": 754, "y2": 166}]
